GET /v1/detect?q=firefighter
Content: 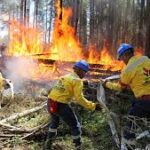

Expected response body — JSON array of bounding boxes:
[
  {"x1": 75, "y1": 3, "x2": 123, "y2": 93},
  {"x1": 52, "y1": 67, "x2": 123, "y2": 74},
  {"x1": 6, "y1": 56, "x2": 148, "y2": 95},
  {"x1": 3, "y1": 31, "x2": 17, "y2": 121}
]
[
  {"x1": 104, "y1": 43, "x2": 150, "y2": 145},
  {"x1": 44, "y1": 60, "x2": 102, "y2": 150}
]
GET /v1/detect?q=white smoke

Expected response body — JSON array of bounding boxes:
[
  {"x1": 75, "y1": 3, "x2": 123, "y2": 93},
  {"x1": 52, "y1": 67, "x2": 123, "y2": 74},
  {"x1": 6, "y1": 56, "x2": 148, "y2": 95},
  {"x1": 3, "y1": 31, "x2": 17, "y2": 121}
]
[
  {"x1": 4, "y1": 56, "x2": 74, "y2": 94},
  {"x1": 5, "y1": 56, "x2": 38, "y2": 92}
]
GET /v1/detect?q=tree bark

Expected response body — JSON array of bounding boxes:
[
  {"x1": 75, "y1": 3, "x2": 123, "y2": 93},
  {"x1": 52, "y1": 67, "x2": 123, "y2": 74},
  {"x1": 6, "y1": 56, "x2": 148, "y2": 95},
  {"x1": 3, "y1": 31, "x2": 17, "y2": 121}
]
[
  {"x1": 20, "y1": 0, "x2": 24, "y2": 23},
  {"x1": 89, "y1": 0, "x2": 95, "y2": 44},
  {"x1": 35, "y1": 0, "x2": 39, "y2": 27},
  {"x1": 71, "y1": 0, "x2": 80, "y2": 35},
  {"x1": 145, "y1": 0, "x2": 150, "y2": 57}
]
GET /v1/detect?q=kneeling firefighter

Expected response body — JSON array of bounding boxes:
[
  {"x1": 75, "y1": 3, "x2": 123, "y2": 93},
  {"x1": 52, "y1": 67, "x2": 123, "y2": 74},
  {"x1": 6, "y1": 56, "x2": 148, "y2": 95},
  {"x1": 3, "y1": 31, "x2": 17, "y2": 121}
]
[{"x1": 44, "y1": 60, "x2": 102, "y2": 150}]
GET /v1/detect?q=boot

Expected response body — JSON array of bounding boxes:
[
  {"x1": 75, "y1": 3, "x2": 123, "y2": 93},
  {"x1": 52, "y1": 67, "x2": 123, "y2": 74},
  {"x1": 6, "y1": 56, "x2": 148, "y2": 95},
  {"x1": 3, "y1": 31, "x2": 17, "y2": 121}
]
[
  {"x1": 43, "y1": 139, "x2": 52, "y2": 150},
  {"x1": 122, "y1": 138, "x2": 136, "y2": 150},
  {"x1": 73, "y1": 138, "x2": 82, "y2": 150},
  {"x1": 43, "y1": 131, "x2": 58, "y2": 150},
  {"x1": 76, "y1": 145, "x2": 82, "y2": 150}
]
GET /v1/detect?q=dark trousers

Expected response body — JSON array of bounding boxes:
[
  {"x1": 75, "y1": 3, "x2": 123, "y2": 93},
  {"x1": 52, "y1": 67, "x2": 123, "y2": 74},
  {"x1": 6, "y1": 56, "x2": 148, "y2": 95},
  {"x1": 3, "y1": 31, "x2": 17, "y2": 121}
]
[
  {"x1": 124, "y1": 99, "x2": 150, "y2": 139},
  {"x1": 48, "y1": 102, "x2": 81, "y2": 147}
]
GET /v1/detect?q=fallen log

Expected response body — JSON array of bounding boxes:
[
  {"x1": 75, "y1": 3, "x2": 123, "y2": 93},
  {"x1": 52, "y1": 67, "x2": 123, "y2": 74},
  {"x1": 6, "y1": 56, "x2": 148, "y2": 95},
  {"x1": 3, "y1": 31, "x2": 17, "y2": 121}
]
[
  {"x1": 3, "y1": 126, "x2": 32, "y2": 133},
  {"x1": 0, "y1": 134, "x2": 21, "y2": 138},
  {"x1": 0, "y1": 122, "x2": 49, "y2": 137},
  {"x1": 0, "y1": 122, "x2": 23, "y2": 130},
  {"x1": 0, "y1": 102, "x2": 46, "y2": 124}
]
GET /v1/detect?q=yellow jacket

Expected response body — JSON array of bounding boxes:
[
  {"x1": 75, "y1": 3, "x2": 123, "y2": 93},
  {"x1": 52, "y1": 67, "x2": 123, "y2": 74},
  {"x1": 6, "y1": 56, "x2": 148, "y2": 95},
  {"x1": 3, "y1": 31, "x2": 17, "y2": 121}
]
[
  {"x1": 106, "y1": 56, "x2": 150, "y2": 98},
  {"x1": 48, "y1": 72, "x2": 96, "y2": 111}
]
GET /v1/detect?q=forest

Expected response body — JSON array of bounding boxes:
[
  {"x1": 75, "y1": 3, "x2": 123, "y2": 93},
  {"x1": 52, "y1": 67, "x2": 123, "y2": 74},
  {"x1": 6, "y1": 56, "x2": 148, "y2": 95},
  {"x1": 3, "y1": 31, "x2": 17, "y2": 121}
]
[
  {"x1": 0, "y1": 0, "x2": 150, "y2": 150},
  {"x1": 0, "y1": 0, "x2": 150, "y2": 57}
]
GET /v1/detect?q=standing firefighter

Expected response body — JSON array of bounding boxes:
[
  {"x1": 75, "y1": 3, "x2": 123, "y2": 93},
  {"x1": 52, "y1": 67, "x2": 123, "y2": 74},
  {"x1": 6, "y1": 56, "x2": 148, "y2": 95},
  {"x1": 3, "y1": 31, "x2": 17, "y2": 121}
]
[
  {"x1": 44, "y1": 60, "x2": 102, "y2": 150},
  {"x1": 105, "y1": 43, "x2": 150, "y2": 145}
]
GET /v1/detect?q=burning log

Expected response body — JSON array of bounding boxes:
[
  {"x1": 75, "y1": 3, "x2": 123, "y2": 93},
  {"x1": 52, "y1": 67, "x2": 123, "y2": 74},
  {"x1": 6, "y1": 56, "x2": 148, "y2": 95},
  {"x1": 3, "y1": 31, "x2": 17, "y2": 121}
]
[{"x1": 0, "y1": 54, "x2": 121, "y2": 91}]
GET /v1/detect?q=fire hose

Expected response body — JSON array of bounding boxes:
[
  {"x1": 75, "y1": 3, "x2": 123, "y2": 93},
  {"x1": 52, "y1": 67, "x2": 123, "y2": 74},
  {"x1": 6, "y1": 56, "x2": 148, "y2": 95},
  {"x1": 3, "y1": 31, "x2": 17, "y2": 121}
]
[{"x1": 97, "y1": 75, "x2": 128, "y2": 150}]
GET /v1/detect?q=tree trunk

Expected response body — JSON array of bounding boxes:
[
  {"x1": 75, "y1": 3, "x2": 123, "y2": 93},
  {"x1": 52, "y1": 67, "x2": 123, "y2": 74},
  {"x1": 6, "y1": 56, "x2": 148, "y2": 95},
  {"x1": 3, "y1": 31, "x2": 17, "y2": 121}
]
[
  {"x1": 137, "y1": 0, "x2": 145, "y2": 47},
  {"x1": 89, "y1": 0, "x2": 95, "y2": 44},
  {"x1": 145, "y1": 0, "x2": 150, "y2": 57},
  {"x1": 71, "y1": 0, "x2": 80, "y2": 35},
  {"x1": 24, "y1": 0, "x2": 27, "y2": 25},
  {"x1": 20, "y1": 0, "x2": 24, "y2": 23},
  {"x1": 35, "y1": 0, "x2": 39, "y2": 27}
]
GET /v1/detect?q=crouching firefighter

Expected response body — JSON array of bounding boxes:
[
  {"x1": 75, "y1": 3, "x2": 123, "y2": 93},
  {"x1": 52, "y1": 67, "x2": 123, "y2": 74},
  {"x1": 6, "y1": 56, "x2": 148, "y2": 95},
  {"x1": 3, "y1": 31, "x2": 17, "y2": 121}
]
[
  {"x1": 44, "y1": 60, "x2": 102, "y2": 150},
  {"x1": 104, "y1": 43, "x2": 150, "y2": 146}
]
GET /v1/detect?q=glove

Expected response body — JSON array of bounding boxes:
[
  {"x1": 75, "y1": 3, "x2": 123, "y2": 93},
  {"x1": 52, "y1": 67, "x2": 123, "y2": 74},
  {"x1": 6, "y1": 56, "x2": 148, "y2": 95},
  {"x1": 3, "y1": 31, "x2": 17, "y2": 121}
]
[{"x1": 95, "y1": 103, "x2": 102, "y2": 111}]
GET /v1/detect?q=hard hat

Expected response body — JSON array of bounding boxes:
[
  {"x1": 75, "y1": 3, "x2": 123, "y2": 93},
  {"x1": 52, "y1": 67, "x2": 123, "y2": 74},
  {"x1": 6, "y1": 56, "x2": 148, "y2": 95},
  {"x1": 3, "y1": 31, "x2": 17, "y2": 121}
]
[
  {"x1": 117, "y1": 43, "x2": 134, "y2": 60},
  {"x1": 74, "y1": 60, "x2": 89, "y2": 72}
]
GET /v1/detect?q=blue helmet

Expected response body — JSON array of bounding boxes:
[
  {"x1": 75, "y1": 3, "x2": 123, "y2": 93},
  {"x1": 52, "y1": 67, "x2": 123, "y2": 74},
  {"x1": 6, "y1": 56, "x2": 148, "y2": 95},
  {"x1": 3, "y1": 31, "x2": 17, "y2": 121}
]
[
  {"x1": 117, "y1": 43, "x2": 134, "y2": 60},
  {"x1": 74, "y1": 60, "x2": 89, "y2": 72}
]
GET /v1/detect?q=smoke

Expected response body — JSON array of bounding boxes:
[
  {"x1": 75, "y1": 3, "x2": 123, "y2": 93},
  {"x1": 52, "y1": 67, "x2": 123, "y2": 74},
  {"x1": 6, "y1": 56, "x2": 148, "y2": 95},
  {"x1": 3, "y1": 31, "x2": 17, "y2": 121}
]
[
  {"x1": 4, "y1": 56, "x2": 75, "y2": 93},
  {"x1": 4, "y1": 56, "x2": 38, "y2": 92}
]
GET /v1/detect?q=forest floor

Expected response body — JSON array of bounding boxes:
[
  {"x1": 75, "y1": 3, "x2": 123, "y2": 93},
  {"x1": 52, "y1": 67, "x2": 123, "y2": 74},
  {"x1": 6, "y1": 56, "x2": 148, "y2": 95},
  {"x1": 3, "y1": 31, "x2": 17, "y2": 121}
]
[
  {"x1": 0, "y1": 86, "x2": 148, "y2": 150},
  {"x1": 0, "y1": 88, "x2": 120, "y2": 150}
]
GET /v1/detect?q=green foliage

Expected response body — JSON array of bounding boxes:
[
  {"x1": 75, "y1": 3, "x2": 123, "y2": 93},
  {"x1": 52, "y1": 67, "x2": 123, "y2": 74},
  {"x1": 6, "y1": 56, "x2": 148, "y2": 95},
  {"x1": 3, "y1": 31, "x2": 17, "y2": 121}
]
[
  {"x1": 18, "y1": 111, "x2": 49, "y2": 128},
  {"x1": 0, "y1": 92, "x2": 133, "y2": 149},
  {"x1": 29, "y1": 142, "x2": 41, "y2": 150}
]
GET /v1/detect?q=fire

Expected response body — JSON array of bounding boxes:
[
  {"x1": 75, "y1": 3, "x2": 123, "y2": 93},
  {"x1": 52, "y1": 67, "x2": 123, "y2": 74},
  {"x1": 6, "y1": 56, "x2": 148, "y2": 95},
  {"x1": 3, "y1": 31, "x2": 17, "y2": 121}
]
[
  {"x1": 6, "y1": 0, "x2": 128, "y2": 81},
  {"x1": 88, "y1": 45, "x2": 124, "y2": 71},
  {"x1": 49, "y1": 1, "x2": 83, "y2": 61},
  {"x1": 135, "y1": 47, "x2": 143, "y2": 56},
  {"x1": 8, "y1": 20, "x2": 43, "y2": 56}
]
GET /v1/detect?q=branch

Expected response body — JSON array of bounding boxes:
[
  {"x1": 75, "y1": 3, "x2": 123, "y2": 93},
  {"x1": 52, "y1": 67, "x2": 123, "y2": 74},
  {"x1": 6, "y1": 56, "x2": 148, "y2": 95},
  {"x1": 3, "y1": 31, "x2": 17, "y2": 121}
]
[
  {"x1": 22, "y1": 122, "x2": 49, "y2": 139},
  {"x1": 0, "y1": 103, "x2": 46, "y2": 124}
]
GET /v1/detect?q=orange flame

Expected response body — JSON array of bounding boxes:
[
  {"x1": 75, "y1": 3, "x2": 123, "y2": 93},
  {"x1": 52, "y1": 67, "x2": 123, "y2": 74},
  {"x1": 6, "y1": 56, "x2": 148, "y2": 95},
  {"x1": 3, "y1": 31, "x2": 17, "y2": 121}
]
[
  {"x1": 135, "y1": 47, "x2": 143, "y2": 56},
  {"x1": 7, "y1": 0, "x2": 129, "y2": 81},
  {"x1": 8, "y1": 20, "x2": 43, "y2": 56},
  {"x1": 88, "y1": 45, "x2": 124, "y2": 71},
  {"x1": 49, "y1": 1, "x2": 83, "y2": 61}
]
